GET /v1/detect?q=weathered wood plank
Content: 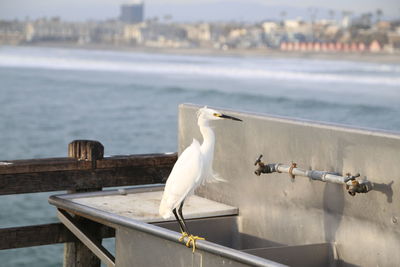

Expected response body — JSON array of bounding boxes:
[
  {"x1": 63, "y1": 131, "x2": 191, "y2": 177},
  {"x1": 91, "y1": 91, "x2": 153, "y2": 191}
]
[
  {"x1": 0, "y1": 223, "x2": 115, "y2": 250},
  {"x1": 0, "y1": 163, "x2": 174, "y2": 195},
  {"x1": 0, "y1": 158, "x2": 92, "y2": 175},
  {"x1": 0, "y1": 153, "x2": 177, "y2": 175},
  {"x1": 96, "y1": 153, "x2": 177, "y2": 168},
  {"x1": 0, "y1": 153, "x2": 177, "y2": 195}
]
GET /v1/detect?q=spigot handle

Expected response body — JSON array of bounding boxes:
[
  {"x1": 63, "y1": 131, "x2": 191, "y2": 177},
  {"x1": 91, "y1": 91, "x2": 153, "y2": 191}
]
[
  {"x1": 344, "y1": 173, "x2": 360, "y2": 183},
  {"x1": 254, "y1": 154, "x2": 263, "y2": 166}
]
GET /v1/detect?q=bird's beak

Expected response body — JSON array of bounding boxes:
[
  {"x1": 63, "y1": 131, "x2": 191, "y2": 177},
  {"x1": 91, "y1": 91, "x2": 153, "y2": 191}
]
[{"x1": 220, "y1": 114, "x2": 242, "y2": 121}]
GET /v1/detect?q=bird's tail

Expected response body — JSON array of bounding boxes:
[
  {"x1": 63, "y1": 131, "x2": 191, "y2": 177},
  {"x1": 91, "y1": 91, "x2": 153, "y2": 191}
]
[{"x1": 204, "y1": 171, "x2": 227, "y2": 184}]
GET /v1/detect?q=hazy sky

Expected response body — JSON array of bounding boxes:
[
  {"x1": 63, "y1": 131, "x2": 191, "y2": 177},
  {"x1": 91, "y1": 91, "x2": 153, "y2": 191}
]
[{"x1": 0, "y1": 0, "x2": 399, "y2": 21}]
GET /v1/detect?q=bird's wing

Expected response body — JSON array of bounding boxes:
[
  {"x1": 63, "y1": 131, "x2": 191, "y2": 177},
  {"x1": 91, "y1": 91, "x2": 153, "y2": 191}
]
[{"x1": 159, "y1": 139, "x2": 203, "y2": 218}]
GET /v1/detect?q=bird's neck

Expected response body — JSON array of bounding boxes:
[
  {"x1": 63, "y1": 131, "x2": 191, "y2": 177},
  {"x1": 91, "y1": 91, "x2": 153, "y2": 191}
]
[{"x1": 199, "y1": 124, "x2": 215, "y2": 156}]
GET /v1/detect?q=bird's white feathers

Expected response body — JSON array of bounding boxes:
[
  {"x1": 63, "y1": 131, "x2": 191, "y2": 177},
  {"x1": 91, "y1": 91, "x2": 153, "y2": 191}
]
[
  {"x1": 159, "y1": 139, "x2": 203, "y2": 219},
  {"x1": 159, "y1": 106, "x2": 234, "y2": 219},
  {"x1": 204, "y1": 170, "x2": 227, "y2": 184}
]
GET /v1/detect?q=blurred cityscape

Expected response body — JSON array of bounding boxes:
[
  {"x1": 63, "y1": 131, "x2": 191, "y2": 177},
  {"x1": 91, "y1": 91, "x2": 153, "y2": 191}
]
[{"x1": 1, "y1": 2, "x2": 400, "y2": 54}]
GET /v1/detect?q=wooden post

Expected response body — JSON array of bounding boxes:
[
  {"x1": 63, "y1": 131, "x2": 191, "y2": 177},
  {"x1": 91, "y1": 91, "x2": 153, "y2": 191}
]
[
  {"x1": 64, "y1": 140, "x2": 104, "y2": 267},
  {"x1": 68, "y1": 140, "x2": 104, "y2": 168}
]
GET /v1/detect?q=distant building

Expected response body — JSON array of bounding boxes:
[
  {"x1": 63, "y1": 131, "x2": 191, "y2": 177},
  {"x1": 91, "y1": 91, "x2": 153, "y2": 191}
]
[
  {"x1": 120, "y1": 2, "x2": 144, "y2": 24},
  {"x1": 369, "y1": 40, "x2": 382, "y2": 52},
  {"x1": 262, "y1": 22, "x2": 278, "y2": 34}
]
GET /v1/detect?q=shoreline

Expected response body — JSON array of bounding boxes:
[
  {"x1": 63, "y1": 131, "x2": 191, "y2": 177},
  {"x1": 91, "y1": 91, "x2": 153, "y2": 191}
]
[{"x1": 16, "y1": 42, "x2": 400, "y2": 64}]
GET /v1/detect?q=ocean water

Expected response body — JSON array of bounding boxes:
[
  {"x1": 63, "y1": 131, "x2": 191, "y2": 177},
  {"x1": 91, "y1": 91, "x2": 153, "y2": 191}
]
[{"x1": 0, "y1": 46, "x2": 399, "y2": 266}]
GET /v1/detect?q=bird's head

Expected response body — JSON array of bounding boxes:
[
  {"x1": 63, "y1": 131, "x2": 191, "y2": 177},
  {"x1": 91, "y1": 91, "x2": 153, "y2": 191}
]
[{"x1": 197, "y1": 106, "x2": 242, "y2": 126}]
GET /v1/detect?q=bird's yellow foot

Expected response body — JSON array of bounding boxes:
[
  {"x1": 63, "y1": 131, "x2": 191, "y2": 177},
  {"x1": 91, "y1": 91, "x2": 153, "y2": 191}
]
[
  {"x1": 185, "y1": 235, "x2": 205, "y2": 253},
  {"x1": 178, "y1": 232, "x2": 189, "y2": 243}
]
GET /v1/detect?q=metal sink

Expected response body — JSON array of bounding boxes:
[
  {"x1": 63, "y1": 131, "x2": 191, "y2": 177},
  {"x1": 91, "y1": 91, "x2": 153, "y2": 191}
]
[{"x1": 49, "y1": 184, "x2": 337, "y2": 267}]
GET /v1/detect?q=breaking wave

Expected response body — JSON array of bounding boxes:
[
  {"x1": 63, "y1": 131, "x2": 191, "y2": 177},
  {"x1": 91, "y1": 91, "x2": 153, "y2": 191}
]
[{"x1": 1, "y1": 50, "x2": 400, "y2": 87}]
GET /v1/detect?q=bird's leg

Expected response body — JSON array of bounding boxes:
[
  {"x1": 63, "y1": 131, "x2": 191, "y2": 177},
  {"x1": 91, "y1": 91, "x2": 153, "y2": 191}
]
[
  {"x1": 173, "y1": 208, "x2": 189, "y2": 242},
  {"x1": 172, "y1": 208, "x2": 186, "y2": 233},
  {"x1": 178, "y1": 201, "x2": 189, "y2": 234},
  {"x1": 178, "y1": 201, "x2": 205, "y2": 253}
]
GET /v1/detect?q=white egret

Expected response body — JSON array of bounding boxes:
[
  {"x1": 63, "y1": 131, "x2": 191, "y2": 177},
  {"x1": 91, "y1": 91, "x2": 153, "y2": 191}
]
[{"x1": 159, "y1": 106, "x2": 242, "y2": 252}]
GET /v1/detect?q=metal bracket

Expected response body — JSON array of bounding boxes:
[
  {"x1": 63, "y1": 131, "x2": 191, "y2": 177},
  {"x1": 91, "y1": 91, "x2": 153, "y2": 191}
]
[{"x1": 57, "y1": 209, "x2": 116, "y2": 267}]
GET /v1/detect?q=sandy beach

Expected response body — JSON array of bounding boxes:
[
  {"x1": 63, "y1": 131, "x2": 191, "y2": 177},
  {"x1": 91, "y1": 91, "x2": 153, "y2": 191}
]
[{"x1": 22, "y1": 42, "x2": 400, "y2": 64}]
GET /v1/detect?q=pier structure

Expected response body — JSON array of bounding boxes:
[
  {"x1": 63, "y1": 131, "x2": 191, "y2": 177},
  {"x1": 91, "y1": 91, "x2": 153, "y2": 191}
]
[
  {"x1": 1, "y1": 104, "x2": 399, "y2": 266},
  {"x1": 0, "y1": 140, "x2": 176, "y2": 267}
]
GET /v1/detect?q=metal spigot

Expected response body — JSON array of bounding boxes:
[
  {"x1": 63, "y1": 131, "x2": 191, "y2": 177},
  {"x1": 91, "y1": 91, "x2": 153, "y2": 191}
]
[
  {"x1": 254, "y1": 155, "x2": 265, "y2": 176},
  {"x1": 345, "y1": 173, "x2": 373, "y2": 196},
  {"x1": 254, "y1": 155, "x2": 276, "y2": 176}
]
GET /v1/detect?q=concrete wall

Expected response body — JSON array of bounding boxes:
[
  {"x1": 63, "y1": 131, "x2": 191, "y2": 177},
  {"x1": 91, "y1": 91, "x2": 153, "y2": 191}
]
[{"x1": 178, "y1": 103, "x2": 400, "y2": 267}]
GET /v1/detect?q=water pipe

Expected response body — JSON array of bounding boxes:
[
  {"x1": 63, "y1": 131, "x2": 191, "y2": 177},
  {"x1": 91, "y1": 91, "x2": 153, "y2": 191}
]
[{"x1": 254, "y1": 155, "x2": 373, "y2": 196}]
